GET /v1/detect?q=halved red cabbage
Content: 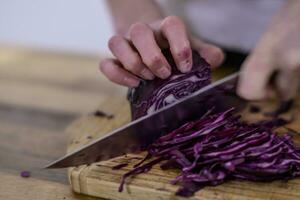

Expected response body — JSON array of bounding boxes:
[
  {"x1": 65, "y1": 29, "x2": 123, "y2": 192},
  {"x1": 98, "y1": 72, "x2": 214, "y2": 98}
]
[{"x1": 128, "y1": 49, "x2": 211, "y2": 120}]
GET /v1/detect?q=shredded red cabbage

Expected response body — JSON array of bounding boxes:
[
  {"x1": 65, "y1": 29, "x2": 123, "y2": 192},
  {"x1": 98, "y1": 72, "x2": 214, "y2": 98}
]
[
  {"x1": 20, "y1": 171, "x2": 31, "y2": 178},
  {"x1": 119, "y1": 49, "x2": 300, "y2": 197},
  {"x1": 117, "y1": 109, "x2": 300, "y2": 196}
]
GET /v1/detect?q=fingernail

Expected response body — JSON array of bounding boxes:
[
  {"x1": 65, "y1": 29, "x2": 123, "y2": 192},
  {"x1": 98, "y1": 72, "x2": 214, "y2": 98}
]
[
  {"x1": 157, "y1": 67, "x2": 171, "y2": 79},
  {"x1": 141, "y1": 68, "x2": 155, "y2": 80},
  {"x1": 124, "y1": 77, "x2": 140, "y2": 87},
  {"x1": 180, "y1": 60, "x2": 192, "y2": 73}
]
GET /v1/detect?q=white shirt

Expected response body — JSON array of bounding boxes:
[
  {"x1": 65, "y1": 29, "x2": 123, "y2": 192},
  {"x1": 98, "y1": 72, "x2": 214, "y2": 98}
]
[{"x1": 156, "y1": 0, "x2": 285, "y2": 52}]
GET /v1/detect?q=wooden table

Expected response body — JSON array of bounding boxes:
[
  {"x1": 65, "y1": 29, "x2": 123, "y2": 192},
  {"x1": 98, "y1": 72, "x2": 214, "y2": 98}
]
[
  {"x1": 0, "y1": 46, "x2": 127, "y2": 200},
  {"x1": 2, "y1": 45, "x2": 299, "y2": 200}
]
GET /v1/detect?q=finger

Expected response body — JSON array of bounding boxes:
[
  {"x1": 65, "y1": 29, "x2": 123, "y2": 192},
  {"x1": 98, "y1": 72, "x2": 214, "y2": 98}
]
[
  {"x1": 147, "y1": 20, "x2": 169, "y2": 48},
  {"x1": 108, "y1": 35, "x2": 154, "y2": 80},
  {"x1": 191, "y1": 38, "x2": 225, "y2": 68},
  {"x1": 275, "y1": 69, "x2": 299, "y2": 101},
  {"x1": 237, "y1": 53, "x2": 275, "y2": 100},
  {"x1": 129, "y1": 22, "x2": 171, "y2": 79},
  {"x1": 274, "y1": 48, "x2": 300, "y2": 100},
  {"x1": 99, "y1": 58, "x2": 140, "y2": 87},
  {"x1": 277, "y1": 48, "x2": 300, "y2": 72},
  {"x1": 198, "y1": 43, "x2": 225, "y2": 68},
  {"x1": 161, "y1": 16, "x2": 192, "y2": 73}
]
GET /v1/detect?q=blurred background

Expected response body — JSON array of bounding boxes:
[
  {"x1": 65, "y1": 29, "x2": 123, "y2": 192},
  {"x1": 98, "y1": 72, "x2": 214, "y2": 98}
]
[
  {"x1": 0, "y1": 0, "x2": 113, "y2": 55},
  {"x1": 0, "y1": 0, "x2": 282, "y2": 55}
]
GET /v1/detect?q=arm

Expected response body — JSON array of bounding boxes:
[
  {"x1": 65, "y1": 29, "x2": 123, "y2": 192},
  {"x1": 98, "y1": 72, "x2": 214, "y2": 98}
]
[
  {"x1": 106, "y1": 0, "x2": 163, "y2": 35},
  {"x1": 238, "y1": 0, "x2": 300, "y2": 100}
]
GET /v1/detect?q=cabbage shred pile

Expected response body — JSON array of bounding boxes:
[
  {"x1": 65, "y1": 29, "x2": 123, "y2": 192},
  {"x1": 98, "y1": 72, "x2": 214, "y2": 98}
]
[
  {"x1": 119, "y1": 108, "x2": 300, "y2": 196},
  {"x1": 120, "y1": 49, "x2": 300, "y2": 197}
]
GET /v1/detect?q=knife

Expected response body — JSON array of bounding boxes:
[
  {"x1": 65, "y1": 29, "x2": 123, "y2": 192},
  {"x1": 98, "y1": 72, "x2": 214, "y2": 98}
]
[{"x1": 46, "y1": 72, "x2": 244, "y2": 168}]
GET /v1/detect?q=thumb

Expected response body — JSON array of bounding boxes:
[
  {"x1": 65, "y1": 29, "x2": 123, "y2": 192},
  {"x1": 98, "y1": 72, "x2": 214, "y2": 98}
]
[
  {"x1": 275, "y1": 49, "x2": 300, "y2": 100},
  {"x1": 190, "y1": 37, "x2": 225, "y2": 68},
  {"x1": 237, "y1": 51, "x2": 275, "y2": 100}
]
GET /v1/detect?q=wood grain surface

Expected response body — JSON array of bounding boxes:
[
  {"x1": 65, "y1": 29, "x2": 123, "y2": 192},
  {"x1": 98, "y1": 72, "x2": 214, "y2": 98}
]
[
  {"x1": 0, "y1": 46, "x2": 126, "y2": 200},
  {"x1": 66, "y1": 73, "x2": 300, "y2": 198}
]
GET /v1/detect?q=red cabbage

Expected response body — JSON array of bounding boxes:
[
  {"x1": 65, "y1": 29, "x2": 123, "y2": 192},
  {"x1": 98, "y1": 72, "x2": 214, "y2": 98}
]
[
  {"x1": 119, "y1": 49, "x2": 300, "y2": 197},
  {"x1": 128, "y1": 49, "x2": 211, "y2": 120}
]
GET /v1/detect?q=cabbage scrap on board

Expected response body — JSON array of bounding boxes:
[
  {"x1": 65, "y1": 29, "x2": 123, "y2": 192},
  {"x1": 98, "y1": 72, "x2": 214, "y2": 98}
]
[{"x1": 117, "y1": 49, "x2": 300, "y2": 197}]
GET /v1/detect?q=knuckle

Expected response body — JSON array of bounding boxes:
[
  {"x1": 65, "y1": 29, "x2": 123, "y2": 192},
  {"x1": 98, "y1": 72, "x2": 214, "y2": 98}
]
[
  {"x1": 130, "y1": 53, "x2": 142, "y2": 66},
  {"x1": 126, "y1": 54, "x2": 142, "y2": 71},
  {"x1": 108, "y1": 35, "x2": 123, "y2": 50},
  {"x1": 129, "y1": 22, "x2": 149, "y2": 38},
  {"x1": 127, "y1": 66, "x2": 141, "y2": 75},
  {"x1": 145, "y1": 54, "x2": 162, "y2": 68},
  {"x1": 124, "y1": 63, "x2": 136, "y2": 72},
  {"x1": 162, "y1": 16, "x2": 183, "y2": 30}
]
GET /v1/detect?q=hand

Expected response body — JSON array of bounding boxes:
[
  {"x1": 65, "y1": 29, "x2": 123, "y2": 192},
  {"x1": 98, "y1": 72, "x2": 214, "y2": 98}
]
[
  {"x1": 100, "y1": 16, "x2": 224, "y2": 87},
  {"x1": 238, "y1": 1, "x2": 300, "y2": 101}
]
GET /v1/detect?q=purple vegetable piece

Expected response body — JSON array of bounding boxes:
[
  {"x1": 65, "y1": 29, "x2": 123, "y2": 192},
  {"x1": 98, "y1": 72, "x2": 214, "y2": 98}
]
[
  {"x1": 20, "y1": 171, "x2": 30, "y2": 178},
  {"x1": 118, "y1": 157, "x2": 164, "y2": 192}
]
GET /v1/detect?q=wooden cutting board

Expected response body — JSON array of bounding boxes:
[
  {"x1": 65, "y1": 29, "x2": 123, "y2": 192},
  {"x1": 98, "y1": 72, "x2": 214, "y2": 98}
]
[{"x1": 66, "y1": 91, "x2": 300, "y2": 200}]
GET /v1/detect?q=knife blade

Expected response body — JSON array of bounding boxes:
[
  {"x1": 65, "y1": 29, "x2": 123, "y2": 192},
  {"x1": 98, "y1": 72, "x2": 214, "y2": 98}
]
[{"x1": 45, "y1": 72, "x2": 244, "y2": 168}]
